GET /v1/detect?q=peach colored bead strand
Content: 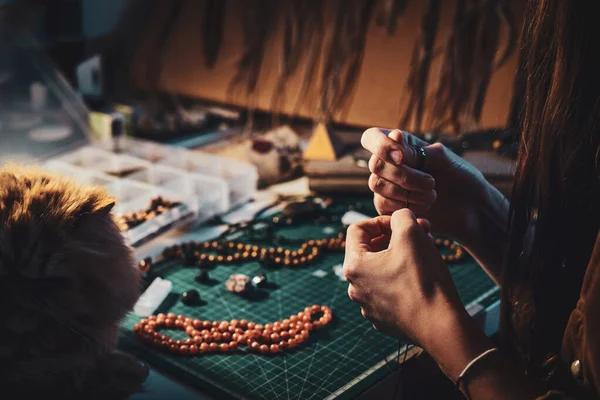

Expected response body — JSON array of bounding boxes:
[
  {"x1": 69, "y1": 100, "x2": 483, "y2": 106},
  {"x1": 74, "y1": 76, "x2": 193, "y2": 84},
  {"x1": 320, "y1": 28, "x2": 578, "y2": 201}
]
[{"x1": 134, "y1": 305, "x2": 333, "y2": 355}]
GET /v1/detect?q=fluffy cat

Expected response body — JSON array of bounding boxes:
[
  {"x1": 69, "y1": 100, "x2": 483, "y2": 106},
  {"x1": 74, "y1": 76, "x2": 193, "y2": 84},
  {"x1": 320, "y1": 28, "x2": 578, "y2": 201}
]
[{"x1": 0, "y1": 165, "x2": 148, "y2": 399}]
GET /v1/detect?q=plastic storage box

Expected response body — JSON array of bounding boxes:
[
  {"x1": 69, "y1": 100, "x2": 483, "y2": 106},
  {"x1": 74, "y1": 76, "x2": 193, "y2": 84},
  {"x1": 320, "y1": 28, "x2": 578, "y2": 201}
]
[
  {"x1": 45, "y1": 145, "x2": 234, "y2": 246},
  {"x1": 0, "y1": 22, "x2": 257, "y2": 247},
  {"x1": 96, "y1": 136, "x2": 258, "y2": 209}
]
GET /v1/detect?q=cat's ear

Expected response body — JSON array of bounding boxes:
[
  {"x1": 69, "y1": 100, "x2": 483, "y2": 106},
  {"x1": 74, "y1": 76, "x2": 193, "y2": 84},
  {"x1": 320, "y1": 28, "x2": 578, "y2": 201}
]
[{"x1": 96, "y1": 201, "x2": 115, "y2": 216}]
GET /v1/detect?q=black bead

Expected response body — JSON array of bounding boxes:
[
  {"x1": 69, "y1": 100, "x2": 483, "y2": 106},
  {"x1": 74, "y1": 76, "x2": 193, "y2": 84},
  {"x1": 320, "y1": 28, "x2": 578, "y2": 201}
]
[
  {"x1": 181, "y1": 289, "x2": 201, "y2": 306},
  {"x1": 195, "y1": 269, "x2": 210, "y2": 283}
]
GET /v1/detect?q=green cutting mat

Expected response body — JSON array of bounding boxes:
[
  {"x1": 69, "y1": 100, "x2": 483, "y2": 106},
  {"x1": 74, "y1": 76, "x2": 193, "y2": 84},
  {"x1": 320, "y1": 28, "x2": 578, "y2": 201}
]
[{"x1": 119, "y1": 205, "x2": 497, "y2": 400}]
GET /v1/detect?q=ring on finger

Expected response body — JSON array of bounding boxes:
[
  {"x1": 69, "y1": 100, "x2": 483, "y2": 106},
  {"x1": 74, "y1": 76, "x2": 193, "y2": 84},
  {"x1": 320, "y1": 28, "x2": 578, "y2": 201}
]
[{"x1": 415, "y1": 145, "x2": 427, "y2": 171}]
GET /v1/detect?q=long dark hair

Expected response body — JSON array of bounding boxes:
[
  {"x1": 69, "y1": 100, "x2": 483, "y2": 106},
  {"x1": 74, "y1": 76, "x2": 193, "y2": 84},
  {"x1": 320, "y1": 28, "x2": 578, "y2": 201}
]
[{"x1": 503, "y1": 0, "x2": 600, "y2": 383}]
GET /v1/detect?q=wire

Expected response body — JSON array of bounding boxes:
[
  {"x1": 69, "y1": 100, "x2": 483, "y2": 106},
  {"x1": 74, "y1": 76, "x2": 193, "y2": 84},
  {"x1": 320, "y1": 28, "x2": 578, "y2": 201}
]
[{"x1": 392, "y1": 340, "x2": 410, "y2": 399}]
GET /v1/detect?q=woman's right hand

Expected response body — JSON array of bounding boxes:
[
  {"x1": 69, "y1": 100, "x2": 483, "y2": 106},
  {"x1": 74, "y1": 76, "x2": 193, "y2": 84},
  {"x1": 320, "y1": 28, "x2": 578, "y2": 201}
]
[{"x1": 361, "y1": 127, "x2": 493, "y2": 243}]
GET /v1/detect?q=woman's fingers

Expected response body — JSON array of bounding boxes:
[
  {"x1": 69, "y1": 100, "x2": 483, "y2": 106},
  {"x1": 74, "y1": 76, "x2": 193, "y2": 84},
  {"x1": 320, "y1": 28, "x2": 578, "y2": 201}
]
[
  {"x1": 345, "y1": 215, "x2": 393, "y2": 253},
  {"x1": 368, "y1": 155, "x2": 435, "y2": 193},
  {"x1": 361, "y1": 128, "x2": 428, "y2": 169},
  {"x1": 368, "y1": 174, "x2": 437, "y2": 205}
]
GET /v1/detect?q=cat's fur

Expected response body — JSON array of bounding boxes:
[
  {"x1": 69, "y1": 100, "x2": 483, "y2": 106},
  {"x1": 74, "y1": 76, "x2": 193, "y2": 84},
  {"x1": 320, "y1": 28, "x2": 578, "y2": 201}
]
[{"x1": 0, "y1": 165, "x2": 148, "y2": 399}]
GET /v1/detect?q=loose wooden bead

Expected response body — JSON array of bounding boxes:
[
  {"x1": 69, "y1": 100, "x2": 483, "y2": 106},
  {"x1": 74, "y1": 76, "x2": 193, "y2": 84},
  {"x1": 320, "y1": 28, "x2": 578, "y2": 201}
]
[
  {"x1": 260, "y1": 344, "x2": 269, "y2": 354},
  {"x1": 270, "y1": 344, "x2": 280, "y2": 353},
  {"x1": 209, "y1": 343, "x2": 219, "y2": 352},
  {"x1": 220, "y1": 343, "x2": 229, "y2": 352},
  {"x1": 189, "y1": 345, "x2": 199, "y2": 355},
  {"x1": 200, "y1": 343, "x2": 209, "y2": 353}
]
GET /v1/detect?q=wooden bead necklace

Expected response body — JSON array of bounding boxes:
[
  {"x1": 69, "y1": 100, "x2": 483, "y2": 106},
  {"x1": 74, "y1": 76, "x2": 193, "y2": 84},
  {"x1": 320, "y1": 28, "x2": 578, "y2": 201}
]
[
  {"x1": 138, "y1": 236, "x2": 464, "y2": 273},
  {"x1": 137, "y1": 235, "x2": 346, "y2": 273},
  {"x1": 134, "y1": 305, "x2": 333, "y2": 355},
  {"x1": 116, "y1": 196, "x2": 182, "y2": 232}
]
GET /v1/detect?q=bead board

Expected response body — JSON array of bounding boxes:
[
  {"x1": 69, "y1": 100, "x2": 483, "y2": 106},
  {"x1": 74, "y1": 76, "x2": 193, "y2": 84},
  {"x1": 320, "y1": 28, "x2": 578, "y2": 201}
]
[{"x1": 119, "y1": 211, "x2": 497, "y2": 400}]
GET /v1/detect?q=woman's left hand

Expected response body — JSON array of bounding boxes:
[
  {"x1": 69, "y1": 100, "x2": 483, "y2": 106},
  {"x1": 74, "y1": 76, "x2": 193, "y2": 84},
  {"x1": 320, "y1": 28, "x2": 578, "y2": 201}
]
[{"x1": 343, "y1": 209, "x2": 466, "y2": 348}]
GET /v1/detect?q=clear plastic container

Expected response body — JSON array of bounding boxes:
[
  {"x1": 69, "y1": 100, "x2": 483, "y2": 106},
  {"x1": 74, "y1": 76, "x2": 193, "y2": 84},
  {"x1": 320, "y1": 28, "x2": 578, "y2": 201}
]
[
  {"x1": 158, "y1": 149, "x2": 223, "y2": 177},
  {"x1": 127, "y1": 164, "x2": 188, "y2": 189},
  {"x1": 53, "y1": 146, "x2": 116, "y2": 169},
  {"x1": 221, "y1": 158, "x2": 259, "y2": 207},
  {"x1": 183, "y1": 173, "x2": 230, "y2": 223},
  {"x1": 95, "y1": 154, "x2": 151, "y2": 179},
  {"x1": 122, "y1": 139, "x2": 177, "y2": 164},
  {"x1": 107, "y1": 179, "x2": 195, "y2": 246},
  {"x1": 95, "y1": 137, "x2": 175, "y2": 164},
  {"x1": 44, "y1": 160, "x2": 118, "y2": 188},
  {"x1": 81, "y1": 171, "x2": 118, "y2": 187},
  {"x1": 43, "y1": 159, "x2": 88, "y2": 181},
  {"x1": 128, "y1": 164, "x2": 230, "y2": 224},
  {"x1": 159, "y1": 150, "x2": 258, "y2": 207}
]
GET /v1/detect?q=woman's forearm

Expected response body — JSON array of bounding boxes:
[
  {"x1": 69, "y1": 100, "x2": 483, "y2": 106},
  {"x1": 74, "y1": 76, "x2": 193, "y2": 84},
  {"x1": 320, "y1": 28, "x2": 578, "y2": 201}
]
[
  {"x1": 425, "y1": 308, "x2": 541, "y2": 400},
  {"x1": 460, "y1": 182, "x2": 510, "y2": 286}
]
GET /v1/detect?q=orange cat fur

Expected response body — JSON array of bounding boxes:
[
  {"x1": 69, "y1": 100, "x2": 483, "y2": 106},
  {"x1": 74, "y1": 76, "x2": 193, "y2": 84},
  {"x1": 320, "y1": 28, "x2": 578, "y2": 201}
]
[{"x1": 0, "y1": 165, "x2": 148, "y2": 399}]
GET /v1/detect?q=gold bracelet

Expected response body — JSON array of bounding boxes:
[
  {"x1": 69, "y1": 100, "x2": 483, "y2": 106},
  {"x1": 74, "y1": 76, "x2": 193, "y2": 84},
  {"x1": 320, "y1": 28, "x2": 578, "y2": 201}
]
[{"x1": 455, "y1": 348, "x2": 499, "y2": 392}]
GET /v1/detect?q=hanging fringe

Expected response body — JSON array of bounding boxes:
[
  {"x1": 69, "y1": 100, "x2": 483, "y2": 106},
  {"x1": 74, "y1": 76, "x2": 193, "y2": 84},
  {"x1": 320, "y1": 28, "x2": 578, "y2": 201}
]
[
  {"x1": 399, "y1": 0, "x2": 442, "y2": 133},
  {"x1": 427, "y1": 0, "x2": 517, "y2": 134},
  {"x1": 146, "y1": 0, "x2": 185, "y2": 92},
  {"x1": 203, "y1": 0, "x2": 227, "y2": 69},
  {"x1": 271, "y1": 0, "x2": 318, "y2": 126},
  {"x1": 227, "y1": 0, "x2": 279, "y2": 131},
  {"x1": 319, "y1": 0, "x2": 376, "y2": 123},
  {"x1": 291, "y1": 1, "x2": 326, "y2": 118}
]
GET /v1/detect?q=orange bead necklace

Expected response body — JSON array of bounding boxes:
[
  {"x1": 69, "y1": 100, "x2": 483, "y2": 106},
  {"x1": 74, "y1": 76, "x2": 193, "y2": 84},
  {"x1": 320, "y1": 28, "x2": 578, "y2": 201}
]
[{"x1": 134, "y1": 305, "x2": 333, "y2": 356}]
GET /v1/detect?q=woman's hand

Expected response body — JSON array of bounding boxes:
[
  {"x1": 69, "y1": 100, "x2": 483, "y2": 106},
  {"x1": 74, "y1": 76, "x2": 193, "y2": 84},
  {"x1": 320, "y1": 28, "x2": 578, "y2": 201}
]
[
  {"x1": 360, "y1": 127, "x2": 492, "y2": 243},
  {"x1": 343, "y1": 210, "x2": 539, "y2": 400},
  {"x1": 343, "y1": 208, "x2": 466, "y2": 348}
]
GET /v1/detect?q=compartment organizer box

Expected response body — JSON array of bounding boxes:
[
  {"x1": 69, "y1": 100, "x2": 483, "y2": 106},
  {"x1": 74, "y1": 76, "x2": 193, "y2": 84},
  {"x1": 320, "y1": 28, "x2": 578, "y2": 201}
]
[
  {"x1": 0, "y1": 22, "x2": 258, "y2": 247},
  {"x1": 44, "y1": 138, "x2": 258, "y2": 247}
]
